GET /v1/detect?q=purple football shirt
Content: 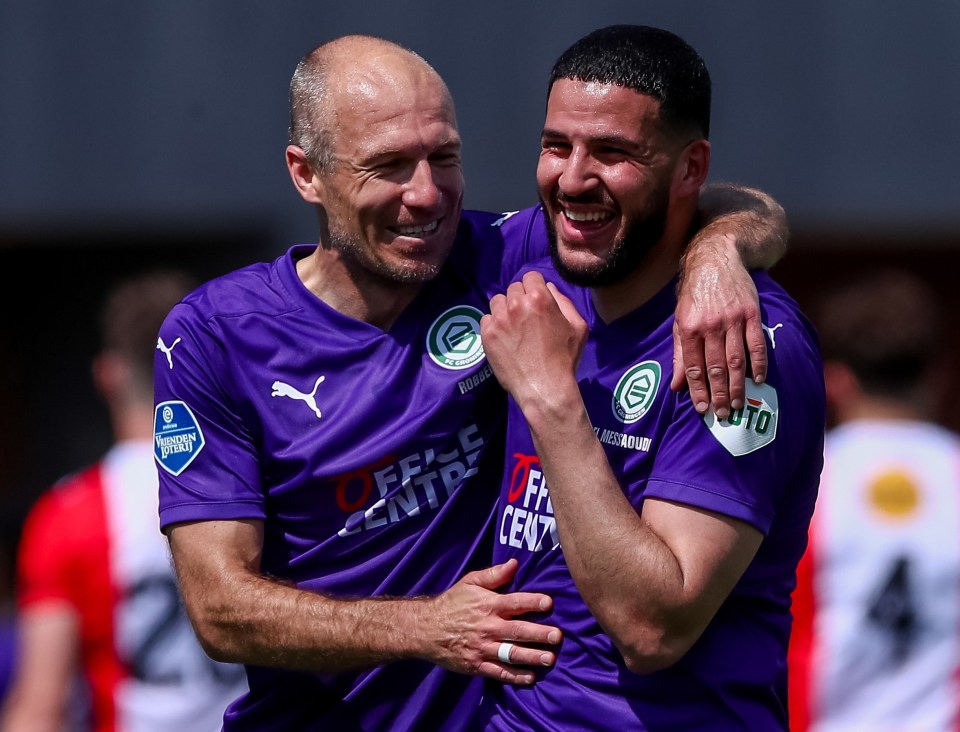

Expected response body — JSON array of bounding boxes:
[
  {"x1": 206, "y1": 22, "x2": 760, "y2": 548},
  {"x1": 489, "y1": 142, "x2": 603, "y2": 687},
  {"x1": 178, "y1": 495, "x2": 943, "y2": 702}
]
[
  {"x1": 153, "y1": 209, "x2": 546, "y2": 731},
  {"x1": 483, "y1": 263, "x2": 825, "y2": 731}
]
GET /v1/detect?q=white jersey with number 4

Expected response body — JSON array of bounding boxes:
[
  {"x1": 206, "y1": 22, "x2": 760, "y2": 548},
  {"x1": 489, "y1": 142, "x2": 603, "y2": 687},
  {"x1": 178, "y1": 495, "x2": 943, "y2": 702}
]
[{"x1": 790, "y1": 419, "x2": 960, "y2": 732}]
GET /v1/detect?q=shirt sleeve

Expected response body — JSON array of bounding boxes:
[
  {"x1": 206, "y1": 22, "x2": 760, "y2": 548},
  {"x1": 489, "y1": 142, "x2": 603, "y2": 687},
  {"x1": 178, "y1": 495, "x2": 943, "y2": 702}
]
[
  {"x1": 644, "y1": 294, "x2": 824, "y2": 535},
  {"x1": 154, "y1": 300, "x2": 265, "y2": 530},
  {"x1": 644, "y1": 393, "x2": 781, "y2": 533}
]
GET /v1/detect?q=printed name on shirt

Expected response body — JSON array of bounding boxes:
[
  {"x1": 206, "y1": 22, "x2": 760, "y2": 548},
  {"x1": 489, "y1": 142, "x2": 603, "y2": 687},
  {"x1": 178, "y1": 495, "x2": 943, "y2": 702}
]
[
  {"x1": 153, "y1": 401, "x2": 206, "y2": 475},
  {"x1": 594, "y1": 426, "x2": 653, "y2": 452},
  {"x1": 336, "y1": 424, "x2": 485, "y2": 537},
  {"x1": 457, "y1": 363, "x2": 493, "y2": 394},
  {"x1": 703, "y1": 380, "x2": 779, "y2": 457},
  {"x1": 499, "y1": 454, "x2": 559, "y2": 552}
]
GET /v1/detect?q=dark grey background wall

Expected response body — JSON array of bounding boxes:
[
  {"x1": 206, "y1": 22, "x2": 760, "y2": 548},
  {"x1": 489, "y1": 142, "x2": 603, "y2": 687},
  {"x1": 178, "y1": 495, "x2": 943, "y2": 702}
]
[
  {"x1": 3, "y1": 1, "x2": 959, "y2": 240},
  {"x1": 1, "y1": 1, "x2": 959, "y2": 555}
]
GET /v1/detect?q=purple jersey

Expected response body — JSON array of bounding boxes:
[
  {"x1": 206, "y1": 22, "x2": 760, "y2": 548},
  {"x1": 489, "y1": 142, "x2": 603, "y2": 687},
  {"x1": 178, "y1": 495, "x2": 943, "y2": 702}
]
[
  {"x1": 483, "y1": 260, "x2": 825, "y2": 731},
  {"x1": 153, "y1": 209, "x2": 546, "y2": 731}
]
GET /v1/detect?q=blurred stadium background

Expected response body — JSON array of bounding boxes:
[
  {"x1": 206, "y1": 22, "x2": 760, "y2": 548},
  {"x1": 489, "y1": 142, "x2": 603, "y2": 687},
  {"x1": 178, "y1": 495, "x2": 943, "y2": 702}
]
[{"x1": 1, "y1": 1, "x2": 959, "y2": 563}]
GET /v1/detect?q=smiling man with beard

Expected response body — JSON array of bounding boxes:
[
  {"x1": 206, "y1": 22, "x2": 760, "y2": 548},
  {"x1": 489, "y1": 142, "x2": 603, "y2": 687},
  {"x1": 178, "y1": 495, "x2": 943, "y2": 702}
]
[{"x1": 481, "y1": 25, "x2": 825, "y2": 730}]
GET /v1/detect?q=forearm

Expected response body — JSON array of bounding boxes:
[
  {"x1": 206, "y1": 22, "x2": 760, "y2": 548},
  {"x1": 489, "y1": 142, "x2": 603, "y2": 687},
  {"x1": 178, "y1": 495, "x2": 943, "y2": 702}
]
[
  {"x1": 169, "y1": 520, "x2": 558, "y2": 683},
  {"x1": 0, "y1": 697, "x2": 65, "y2": 732},
  {"x1": 481, "y1": 274, "x2": 697, "y2": 668},
  {"x1": 692, "y1": 181, "x2": 788, "y2": 271},
  {"x1": 482, "y1": 272, "x2": 755, "y2": 673},
  {"x1": 520, "y1": 392, "x2": 697, "y2": 672},
  {"x1": 186, "y1": 571, "x2": 436, "y2": 671},
  {"x1": 0, "y1": 607, "x2": 78, "y2": 732},
  {"x1": 169, "y1": 519, "x2": 430, "y2": 671}
]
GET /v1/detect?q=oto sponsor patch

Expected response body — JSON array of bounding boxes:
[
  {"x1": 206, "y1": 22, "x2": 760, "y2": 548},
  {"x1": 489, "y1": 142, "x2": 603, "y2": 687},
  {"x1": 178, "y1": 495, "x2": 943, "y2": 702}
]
[
  {"x1": 612, "y1": 361, "x2": 661, "y2": 424},
  {"x1": 703, "y1": 380, "x2": 778, "y2": 456},
  {"x1": 426, "y1": 305, "x2": 486, "y2": 370},
  {"x1": 154, "y1": 400, "x2": 205, "y2": 475}
]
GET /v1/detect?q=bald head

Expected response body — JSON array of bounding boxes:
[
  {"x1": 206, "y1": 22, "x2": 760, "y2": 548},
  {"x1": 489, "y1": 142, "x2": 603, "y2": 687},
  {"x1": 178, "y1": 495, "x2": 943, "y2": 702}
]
[{"x1": 289, "y1": 35, "x2": 456, "y2": 174}]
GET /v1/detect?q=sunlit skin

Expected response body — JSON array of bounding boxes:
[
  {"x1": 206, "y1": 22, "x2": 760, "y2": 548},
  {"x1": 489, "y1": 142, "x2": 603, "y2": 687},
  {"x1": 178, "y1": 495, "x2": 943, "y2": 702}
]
[
  {"x1": 537, "y1": 78, "x2": 709, "y2": 322},
  {"x1": 287, "y1": 49, "x2": 465, "y2": 328}
]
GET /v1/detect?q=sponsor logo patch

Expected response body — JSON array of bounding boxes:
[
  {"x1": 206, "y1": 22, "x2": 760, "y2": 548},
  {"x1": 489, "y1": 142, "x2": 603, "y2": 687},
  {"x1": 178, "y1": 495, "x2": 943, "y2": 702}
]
[
  {"x1": 703, "y1": 380, "x2": 778, "y2": 456},
  {"x1": 154, "y1": 400, "x2": 205, "y2": 475},
  {"x1": 426, "y1": 305, "x2": 486, "y2": 370},
  {"x1": 612, "y1": 361, "x2": 661, "y2": 424},
  {"x1": 500, "y1": 453, "x2": 559, "y2": 552}
]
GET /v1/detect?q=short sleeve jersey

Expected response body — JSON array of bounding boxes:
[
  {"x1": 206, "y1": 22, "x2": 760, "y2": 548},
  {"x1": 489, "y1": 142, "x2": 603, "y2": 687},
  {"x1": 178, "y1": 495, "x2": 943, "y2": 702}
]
[
  {"x1": 483, "y1": 261, "x2": 825, "y2": 731},
  {"x1": 153, "y1": 208, "x2": 547, "y2": 732}
]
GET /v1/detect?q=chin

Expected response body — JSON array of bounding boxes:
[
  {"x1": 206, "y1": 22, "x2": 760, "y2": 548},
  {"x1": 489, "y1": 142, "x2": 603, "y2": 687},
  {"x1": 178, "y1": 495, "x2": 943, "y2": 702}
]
[
  {"x1": 557, "y1": 245, "x2": 612, "y2": 271},
  {"x1": 382, "y1": 259, "x2": 445, "y2": 285}
]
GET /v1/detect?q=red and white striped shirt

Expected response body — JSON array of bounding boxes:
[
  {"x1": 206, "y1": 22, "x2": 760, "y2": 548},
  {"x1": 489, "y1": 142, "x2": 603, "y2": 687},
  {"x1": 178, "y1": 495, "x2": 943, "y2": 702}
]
[{"x1": 17, "y1": 441, "x2": 246, "y2": 732}]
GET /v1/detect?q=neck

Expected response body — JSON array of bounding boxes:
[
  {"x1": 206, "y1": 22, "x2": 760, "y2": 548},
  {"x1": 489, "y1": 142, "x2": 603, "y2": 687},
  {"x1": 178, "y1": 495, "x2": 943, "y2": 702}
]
[
  {"x1": 113, "y1": 400, "x2": 155, "y2": 442},
  {"x1": 838, "y1": 393, "x2": 928, "y2": 424},
  {"x1": 296, "y1": 247, "x2": 423, "y2": 331},
  {"x1": 590, "y1": 217, "x2": 690, "y2": 324}
]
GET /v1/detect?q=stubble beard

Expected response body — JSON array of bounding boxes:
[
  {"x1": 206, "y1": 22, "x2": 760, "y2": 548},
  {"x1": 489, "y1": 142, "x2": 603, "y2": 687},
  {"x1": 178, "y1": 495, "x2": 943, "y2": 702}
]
[{"x1": 328, "y1": 227, "x2": 445, "y2": 286}]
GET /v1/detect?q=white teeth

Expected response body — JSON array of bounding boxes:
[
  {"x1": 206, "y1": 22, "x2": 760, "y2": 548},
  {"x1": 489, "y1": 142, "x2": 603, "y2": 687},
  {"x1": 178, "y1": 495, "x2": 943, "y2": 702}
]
[
  {"x1": 563, "y1": 210, "x2": 611, "y2": 222},
  {"x1": 395, "y1": 220, "x2": 439, "y2": 236}
]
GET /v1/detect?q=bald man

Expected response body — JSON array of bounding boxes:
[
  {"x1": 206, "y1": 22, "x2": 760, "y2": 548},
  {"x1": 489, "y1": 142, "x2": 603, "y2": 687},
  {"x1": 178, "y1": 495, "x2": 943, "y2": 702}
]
[{"x1": 156, "y1": 35, "x2": 786, "y2": 731}]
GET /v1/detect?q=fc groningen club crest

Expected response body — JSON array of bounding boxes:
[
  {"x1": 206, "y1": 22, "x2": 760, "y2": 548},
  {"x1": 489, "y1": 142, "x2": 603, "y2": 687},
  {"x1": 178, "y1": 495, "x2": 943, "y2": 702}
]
[
  {"x1": 612, "y1": 361, "x2": 661, "y2": 424},
  {"x1": 426, "y1": 305, "x2": 486, "y2": 370}
]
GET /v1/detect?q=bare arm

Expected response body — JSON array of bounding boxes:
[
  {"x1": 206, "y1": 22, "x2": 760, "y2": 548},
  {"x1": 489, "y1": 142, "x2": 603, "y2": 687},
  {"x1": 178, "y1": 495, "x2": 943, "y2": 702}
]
[
  {"x1": 481, "y1": 273, "x2": 762, "y2": 672},
  {"x1": 674, "y1": 182, "x2": 789, "y2": 418},
  {"x1": 695, "y1": 181, "x2": 788, "y2": 270},
  {"x1": 0, "y1": 605, "x2": 79, "y2": 732},
  {"x1": 168, "y1": 518, "x2": 561, "y2": 686}
]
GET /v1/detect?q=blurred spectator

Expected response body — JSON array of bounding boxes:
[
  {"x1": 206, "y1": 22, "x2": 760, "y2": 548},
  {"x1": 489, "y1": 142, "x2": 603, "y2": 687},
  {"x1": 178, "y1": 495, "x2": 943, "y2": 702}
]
[
  {"x1": 789, "y1": 268, "x2": 960, "y2": 731},
  {"x1": 0, "y1": 270, "x2": 246, "y2": 732}
]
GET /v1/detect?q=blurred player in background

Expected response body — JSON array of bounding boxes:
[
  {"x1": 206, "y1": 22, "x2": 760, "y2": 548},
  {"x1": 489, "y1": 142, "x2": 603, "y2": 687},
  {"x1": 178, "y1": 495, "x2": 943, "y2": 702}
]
[
  {"x1": 0, "y1": 270, "x2": 246, "y2": 732},
  {"x1": 789, "y1": 268, "x2": 960, "y2": 732}
]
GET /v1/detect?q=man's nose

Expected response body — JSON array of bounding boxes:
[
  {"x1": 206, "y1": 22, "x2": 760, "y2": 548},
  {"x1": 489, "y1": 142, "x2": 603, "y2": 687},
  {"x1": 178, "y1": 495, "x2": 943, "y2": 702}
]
[
  {"x1": 401, "y1": 159, "x2": 442, "y2": 209},
  {"x1": 557, "y1": 148, "x2": 599, "y2": 197}
]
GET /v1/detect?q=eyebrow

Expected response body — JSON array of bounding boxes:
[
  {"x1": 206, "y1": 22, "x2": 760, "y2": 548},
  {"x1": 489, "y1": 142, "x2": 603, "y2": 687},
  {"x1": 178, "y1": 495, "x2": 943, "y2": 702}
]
[
  {"x1": 361, "y1": 138, "x2": 462, "y2": 166},
  {"x1": 540, "y1": 128, "x2": 641, "y2": 150}
]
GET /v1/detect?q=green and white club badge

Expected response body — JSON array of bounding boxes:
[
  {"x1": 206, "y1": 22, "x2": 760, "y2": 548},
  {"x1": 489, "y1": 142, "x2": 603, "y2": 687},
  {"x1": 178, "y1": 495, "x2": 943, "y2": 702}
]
[
  {"x1": 426, "y1": 305, "x2": 486, "y2": 370},
  {"x1": 613, "y1": 361, "x2": 661, "y2": 424}
]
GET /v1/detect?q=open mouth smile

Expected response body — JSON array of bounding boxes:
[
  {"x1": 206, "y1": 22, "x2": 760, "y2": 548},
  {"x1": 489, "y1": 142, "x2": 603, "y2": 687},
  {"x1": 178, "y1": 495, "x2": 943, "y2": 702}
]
[
  {"x1": 391, "y1": 220, "x2": 440, "y2": 237},
  {"x1": 563, "y1": 209, "x2": 613, "y2": 223}
]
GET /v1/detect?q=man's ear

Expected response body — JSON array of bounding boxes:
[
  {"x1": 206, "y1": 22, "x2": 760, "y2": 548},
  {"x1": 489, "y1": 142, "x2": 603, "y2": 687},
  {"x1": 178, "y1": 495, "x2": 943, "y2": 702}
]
[
  {"x1": 673, "y1": 139, "x2": 711, "y2": 198},
  {"x1": 286, "y1": 145, "x2": 325, "y2": 205}
]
